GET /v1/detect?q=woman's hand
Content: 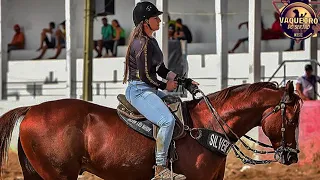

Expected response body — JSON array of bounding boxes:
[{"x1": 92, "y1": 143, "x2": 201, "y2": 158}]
[
  {"x1": 183, "y1": 78, "x2": 200, "y2": 95},
  {"x1": 166, "y1": 80, "x2": 178, "y2": 91},
  {"x1": 192, "y1": 80, "x2": 199, "y2": 86}
]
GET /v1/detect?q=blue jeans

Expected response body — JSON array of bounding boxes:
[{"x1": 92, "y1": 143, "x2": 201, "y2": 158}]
[{"x1": 125, "y1": 80, "x2": 175, "y2": 166}]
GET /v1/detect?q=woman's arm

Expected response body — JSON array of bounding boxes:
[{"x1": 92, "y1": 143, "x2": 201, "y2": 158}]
[
  {"x1": 156, "y1": 63, "x2": 177, "y2": 81},
  {"x1": 113, "y1": 27, "x2": 121, "y2": 41}
]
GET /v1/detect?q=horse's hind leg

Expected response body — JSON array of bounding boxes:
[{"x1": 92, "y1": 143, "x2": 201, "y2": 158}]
[
  {"x1": 19, "y1": 136, "x2": 79, "y2": 179},
  {"x1": 18, "y1": 137, "x2": 43, "y2": 180},
  {"x1": 19, "y1": 126, "x2": 83, "y2": 180},
  {"x1": 18, "y1": 138, "x2": 81, "y2": 180}
]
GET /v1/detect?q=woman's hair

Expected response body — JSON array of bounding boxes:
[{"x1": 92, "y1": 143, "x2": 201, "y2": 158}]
[
  {"x1": 123, "y1": 21, "x2": 145, "y2": 84},
  {"x1": 112, "y1": 19, "x2": 120, "y2": 27}
]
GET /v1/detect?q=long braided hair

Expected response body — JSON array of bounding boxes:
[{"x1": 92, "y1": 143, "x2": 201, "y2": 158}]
[{"x1": 123, "y1": 21, "x2": 145, "y2": 84}]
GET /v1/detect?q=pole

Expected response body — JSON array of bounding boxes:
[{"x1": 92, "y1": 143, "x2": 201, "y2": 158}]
[
  {"x1": 0, "y1": 0, "x2": 8, "y2": 100},
  {"x1": 65, "y1": 0, "x2": 77, "y2": 98},
  {"x1": 83, "y1": 0, "x2": 95, "y2": 101},
  {"x1": 248, "y1": 0, "x2": 261, "y2": 83},
  {"x1": 156, "y1": 0, "x2": 169, "y2": 67},
  {"x1": 215, "y1": 0, "x2": 228, "y2": 90}
]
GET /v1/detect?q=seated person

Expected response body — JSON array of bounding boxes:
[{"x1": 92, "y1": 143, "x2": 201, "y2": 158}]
[
  {"x1": 286, "y1": 39, "x2": 304, "y2": 51},
  {"x1": 168, "y1": 14, "x2": 176, "y2": 30},
  {"x1": 168, "y1": 24, "x2": 176, "y2": 40},
  {"x1": 33, "y1": 22, "x2": 57, "y2": 60},
  {"x1": 8, "y1": 24, "x2": 25, "y2": 52},
  {"x1": 174, "y1": 26, "x2": 185, "y2": 40},
  {"x1": 229, "y1": 12, "x2": 284, "y2": 53},
  {"x1": 261, "y1": 12, "x2": 284, "y2": 40},
  {"x1": 94, "y1": 17, "x2": 113, "y2": 58},
  {"x1": 49, "y1": 21, "x2": 66, "y2": 59},
  {"x1": 108, "y1": 19, "x2": 126, "y2": 57},
  {"x1": 174, "y1": 18, "x2": 193, "y2": 43}
]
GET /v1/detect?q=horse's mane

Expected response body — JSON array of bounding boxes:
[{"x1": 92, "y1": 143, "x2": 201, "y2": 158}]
[{"x1": 187, "y1": 81, "x2": 281, "y2": 108}]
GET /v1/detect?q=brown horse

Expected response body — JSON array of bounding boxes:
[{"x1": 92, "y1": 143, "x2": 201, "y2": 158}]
[{"x1": 0, "y1": 81, "x2": 301, "y2": 180}]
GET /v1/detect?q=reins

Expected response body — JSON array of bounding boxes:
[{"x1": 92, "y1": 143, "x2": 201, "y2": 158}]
[{"x1": 183, "y1": 88, "x2": 299, "y2": 165}]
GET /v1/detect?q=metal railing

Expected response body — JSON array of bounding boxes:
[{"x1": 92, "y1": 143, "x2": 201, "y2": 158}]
[
  {"x1": 267, "y1": 59, "x2": 320, "y2": 99},
  {"x1": 267, "y1": 59, "x2": 320, "y2": 85},
  {"x1": 6, "y1": 80, "x2": 125, "y2": 99}
]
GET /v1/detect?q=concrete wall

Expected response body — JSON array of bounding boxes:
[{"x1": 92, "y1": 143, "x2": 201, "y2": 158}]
[
  {"x1": 8, "y1": 38, "x2": 305, "y2": 60},
  {"x1": 5, "y1": 0, "x2": 290, "y2": 51}
]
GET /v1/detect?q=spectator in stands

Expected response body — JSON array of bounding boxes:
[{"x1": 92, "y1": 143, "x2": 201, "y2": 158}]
[
  {"x1": 296, "y1": 64, "x2": 320, "y2": 100},
  {"x1": 168, "y1": 24, "x2": 176, "y2": 40},
  {"x1": 229, "y1": 12, "x2": 284, "y2": 53},
  {"x1": 286, "y1": 39, "x2": 304, "y2": 51},
  {"x1": 174, "y1": 18, "x2": 193, "y2": 43},
  {"x1": 8, "y1": 24, "x2": 25, "y2": 52},
  {"x1": 261, "y1": 12, "x2": 284, "y2": 40},
  {"x1": 94, "y1": 17, "x2": 113, "y2": 58},
  {"x1": 108, "y1": 19, "x2": 126, "y2": 57},
  {"x1": 228, "y1": 20, "x2": 263, "y2": 53},
  {"x1": 168, "y1": 14, "x2": 176, "y2": 28},
  {"x1": 33, "y1": 22, "x2": 57, "y2": 60},
  {"x1": 49, "y1": 21, "x2": 66, "y2": 59}
]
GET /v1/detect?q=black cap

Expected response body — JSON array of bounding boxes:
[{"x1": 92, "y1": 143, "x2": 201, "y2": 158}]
[
  {"x1": 133, "y1": 1, "x2": 163, "y2": 26},
  {"x1": 305, "y1": 64, "x2": 313, "y2": 71}
]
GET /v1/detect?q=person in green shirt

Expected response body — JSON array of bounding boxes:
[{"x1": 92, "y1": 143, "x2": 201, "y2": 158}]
[
  {"x1": 94, "y1": 17, "x2": 114, "y2": 57},
  {"x1": 168, "y1": 14, "x2": 176, "y2": 28}
]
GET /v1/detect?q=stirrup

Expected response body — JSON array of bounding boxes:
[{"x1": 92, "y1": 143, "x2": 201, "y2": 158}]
[
  {"x1": 151, "y1": 169, "x2": 186, "y2": 180},
  {"x1": 151, "y1": 161, "x2": 186, "y2": 180}
]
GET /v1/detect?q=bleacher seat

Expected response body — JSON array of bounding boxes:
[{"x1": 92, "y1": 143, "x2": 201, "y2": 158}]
[
  {"x1": 186, "y1": 39, "x2": 295, "y2": 55},
  {"x1": 116, "y1": 46, "x2": 128, "y2": 57},
  {"x1": 6, "y1": 38, "x2": 315, "y2": 60},
  {"x1": 8, "y1": 48, "x2": 101, "y2": 61}
]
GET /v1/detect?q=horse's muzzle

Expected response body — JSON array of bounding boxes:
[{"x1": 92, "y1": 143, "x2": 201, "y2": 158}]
[{"x1": 281, "y1": 151, "x2": 298, "y2": 165}]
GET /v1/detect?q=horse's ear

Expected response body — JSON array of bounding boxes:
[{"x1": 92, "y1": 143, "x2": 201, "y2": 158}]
[{"x1": 285, "y1": 80, "x2": 294, "y2": 97}]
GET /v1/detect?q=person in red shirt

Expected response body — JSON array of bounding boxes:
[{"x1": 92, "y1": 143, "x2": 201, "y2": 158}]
[
  {"x1": 8, "y1": 24, "x2": 25, "y2": 52},
  {"x1": 262, "y1": 12, "x2": 284, "y2": 40}
]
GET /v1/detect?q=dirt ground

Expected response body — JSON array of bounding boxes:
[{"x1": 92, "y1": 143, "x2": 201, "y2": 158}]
[{"x1": 2, "y1": 150, "x2": 320, "y2": 180}]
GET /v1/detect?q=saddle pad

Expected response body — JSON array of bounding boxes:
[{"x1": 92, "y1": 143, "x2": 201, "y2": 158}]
[{"x1": 117, "y1": 111, "x2": 155, "y2": 139}]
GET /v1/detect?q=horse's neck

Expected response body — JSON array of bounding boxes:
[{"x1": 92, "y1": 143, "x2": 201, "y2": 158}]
[{"x1": 189, "y1": 89, "x2": 282, "y2": 139}]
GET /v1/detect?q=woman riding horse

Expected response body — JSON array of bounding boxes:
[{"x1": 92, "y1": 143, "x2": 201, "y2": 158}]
[{"x1": 123, "y1": 1, "x2": 199, "y2": 179}]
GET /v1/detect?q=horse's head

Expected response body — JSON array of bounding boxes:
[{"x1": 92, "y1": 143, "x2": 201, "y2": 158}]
[{"x1": 261, "y1": 81, "x2": 302, "y2": 165}]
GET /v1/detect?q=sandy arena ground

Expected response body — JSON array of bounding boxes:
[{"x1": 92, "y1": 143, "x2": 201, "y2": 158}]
[{"x1": 2, "y1": 150, "x2": 320, "y2": 180}]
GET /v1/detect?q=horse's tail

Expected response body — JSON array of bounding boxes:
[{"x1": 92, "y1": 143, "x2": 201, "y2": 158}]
[{"x1": 0, "y1": 106, "x2": 31, "y2": 173}]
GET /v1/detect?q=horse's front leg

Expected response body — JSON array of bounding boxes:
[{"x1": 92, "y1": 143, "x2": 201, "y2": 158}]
[{"x1": 213, "y1": 160, "x2": 226, "y2": 180}]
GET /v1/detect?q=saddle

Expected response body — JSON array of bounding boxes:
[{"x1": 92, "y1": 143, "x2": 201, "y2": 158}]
[{"x1": 116, "y1": 94, "x2": 187, "y2": 141}]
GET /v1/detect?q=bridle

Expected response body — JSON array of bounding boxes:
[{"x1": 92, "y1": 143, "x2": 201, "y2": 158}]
[
  {"x1": 261, "y1": 91, "x2": 300, "y2": 162},
  {"x1": 183, "y1": 87, "x2": 301, "y2": 165}
]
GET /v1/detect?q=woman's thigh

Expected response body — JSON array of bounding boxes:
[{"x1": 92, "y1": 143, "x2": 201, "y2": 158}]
[{"x1": 125, "y1": 82, "x2": 172, "y2": 126}]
